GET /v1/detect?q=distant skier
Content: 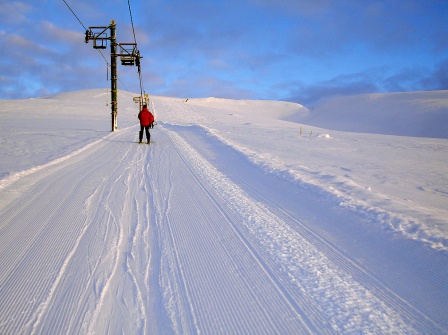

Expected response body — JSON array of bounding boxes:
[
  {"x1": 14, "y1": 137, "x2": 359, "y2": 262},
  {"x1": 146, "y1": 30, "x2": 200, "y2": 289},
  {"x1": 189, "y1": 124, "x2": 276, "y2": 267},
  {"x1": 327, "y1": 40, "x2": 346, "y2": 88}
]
[{"x1": 138, "y1": 104, "x2": 155, "y2": 144}]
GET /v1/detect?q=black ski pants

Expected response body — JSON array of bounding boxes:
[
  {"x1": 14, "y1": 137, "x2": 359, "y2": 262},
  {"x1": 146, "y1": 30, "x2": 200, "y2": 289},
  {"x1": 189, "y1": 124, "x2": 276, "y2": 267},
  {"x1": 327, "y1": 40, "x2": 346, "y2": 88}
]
[{"x1": 139, "y1": 125, "x2": 150, "y2": 142}]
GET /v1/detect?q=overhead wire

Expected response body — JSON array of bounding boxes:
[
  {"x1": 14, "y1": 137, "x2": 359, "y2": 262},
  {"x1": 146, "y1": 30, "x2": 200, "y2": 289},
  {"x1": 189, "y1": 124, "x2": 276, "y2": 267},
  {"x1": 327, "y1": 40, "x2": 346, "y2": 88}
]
[
  {"x1": 61, "y1": 0, "x2": 87, "y2": 31},
  {"x1": 62, "y1": 0, "x2": 106, "y2": 106},
  {"x1": 61, "y1": 0, "x2": 110, "y2": 75},
  {"x1": 62, "y1": 0, "x2": 144, "y2": 96},
  {"x1": 128, "y1": 0, "x2": 137, "y2": 45},
  {"x1": 127, "y1": 0, "x2": 145, "y2": 100}
]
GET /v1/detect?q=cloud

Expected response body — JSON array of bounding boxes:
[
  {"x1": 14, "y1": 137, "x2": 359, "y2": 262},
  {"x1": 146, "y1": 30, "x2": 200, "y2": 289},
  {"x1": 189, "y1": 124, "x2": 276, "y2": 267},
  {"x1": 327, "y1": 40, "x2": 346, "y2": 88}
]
[
  {"x1": 419, "y1": 59, "x2": 448, "y2": 90},
  {"x1": 251, "y1": 0, "x2": 447, "y2": 58},
  {"x1": 156, "y1": 73, "x2": 256, "y2": 100},
  {"x1": 285, "y1": 60, "x2": 448, "y2": 106},
  {"x1": 0, "y1": 25, "x2": 107, "y2": 99},
  {"x1": 143, "y1": 0, "x2": 263, "y2": 58},
  {"x1": 250, "y1": 0, "x2": 333, "y2": 15},
  {"x1": 39, "y1": 21, "x2": 83, "y2": 45},
  {"x1": 0, "y1": 0, "x2": 446, "y2": 102},
  {"x1": 286, "y1": 73, "x2": 379, "y2": 106},
  {"x1": 0, "y1": 0, "x2": 33, "y2": 24}
]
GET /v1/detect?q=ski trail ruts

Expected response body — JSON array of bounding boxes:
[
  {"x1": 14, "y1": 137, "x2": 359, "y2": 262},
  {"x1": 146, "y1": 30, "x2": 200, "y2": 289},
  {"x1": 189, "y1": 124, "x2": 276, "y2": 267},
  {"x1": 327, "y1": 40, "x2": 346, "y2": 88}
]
[
  {"x1": 0, "y1": 137, "x2": 110, "y2": 285},
  {"x1": 0, "y1": 128, "x2": 141, "y2": 335},
  {"x1": 150, "y1": 133, "x2": 306, "y2": 334},
  {"x1": 111, "y1": 146, "x2": 154, "y2": 334},
  {"x1": 41, "y1": 133, "x2": 154, "y2": 335},
  {"x1": 83, "y1": 138, "x2": 152, "y2": 335},
  {"x1": 84, "y1": 173, "x2": 128, "y2": 335},
  {"x1": 230, "y1": 178, "x2": 445, "y2": 333},
  {"x1": 1, "y1": 135, "x2": 121, "y2": 334},
  {"x1": 174, "y1": 125, "x2": 448, "y2": 334},
  {"x1": 0, "y1": 137, "x2": 103, "y2": 194},
  {"x1": 150, "y1": 128, "x2": 312, "y2": 334},
  {"x1": 149, "y1": 144, "x2": 197, "y2": 334},
  {"x1": 0, "y1": 141, "x2": 114, "y2": 334},
  {"x1": 160, "y1": 128, "x2": 328, "y2": 333},
  {"x1": 145, "y1": 138, "x2": 178, "y2": 334},
  {"x1": 160, "y1": 126, "x2": 420, "y2": 335},
  {"x1": 82, "y1": 135, "x2": 161, "y2": 335},
  {"x1": 131, "y1": 144, "x2": 164, "y2": 335},
  {"x1": 168, "y1": 132, "x2": 314, "y2": 333},
  {"x1": 178, "y1": 160, "x2": 316, "y2": 332}
]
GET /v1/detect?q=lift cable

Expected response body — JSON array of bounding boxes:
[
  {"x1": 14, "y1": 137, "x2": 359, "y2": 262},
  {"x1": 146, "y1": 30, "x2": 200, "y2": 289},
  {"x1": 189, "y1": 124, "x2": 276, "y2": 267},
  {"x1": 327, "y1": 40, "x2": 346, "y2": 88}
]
[
  {"x1": 97, "y1": 49, "x2": 109, "y2": 65},
  {"x1": 127, "y1": 0, "x2": 137, "y2": 45},
  {"x1": 62, "y1": 0, "x2": 87, "y2": 30},
  {"x1": 62, "y1": 0, "x2": 144, "y2": 106},
  {"x1": 127, "y1": 0, "x2": 145, "y2": 100},
  {"x1": 62, "y1": 0, "x2": 108, "y2": 68}
]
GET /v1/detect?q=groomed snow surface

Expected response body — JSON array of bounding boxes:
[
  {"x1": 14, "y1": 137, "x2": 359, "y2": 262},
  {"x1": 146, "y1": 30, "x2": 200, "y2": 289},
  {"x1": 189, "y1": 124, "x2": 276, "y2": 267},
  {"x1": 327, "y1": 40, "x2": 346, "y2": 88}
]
[{"x1": 0, "y1": 89, "x2": 447, "y2": 334}]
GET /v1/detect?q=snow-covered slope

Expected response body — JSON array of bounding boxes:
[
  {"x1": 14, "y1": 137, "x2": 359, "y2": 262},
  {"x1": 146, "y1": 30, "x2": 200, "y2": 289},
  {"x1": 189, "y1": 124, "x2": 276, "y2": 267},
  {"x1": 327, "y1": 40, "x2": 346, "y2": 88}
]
[
  {"x1": 304, "y1": 90, "x2": 448, "y2": 138},
  {"x1": 170, "y1": 93, "x2": 448, "y2": 249},
  {"x1": 184, "y1": 96, "x2": 310, "y2": 122},
  {"x1": 0, "y1": 89, "x2": 447, "y2": 334}
]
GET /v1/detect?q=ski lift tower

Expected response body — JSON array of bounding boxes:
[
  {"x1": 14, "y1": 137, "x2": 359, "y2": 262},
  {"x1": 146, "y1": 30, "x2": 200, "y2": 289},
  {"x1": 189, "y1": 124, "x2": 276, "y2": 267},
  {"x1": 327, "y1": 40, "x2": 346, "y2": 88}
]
[{"x1": 85, "y1": 20, "x2": 142, "y2": 131}]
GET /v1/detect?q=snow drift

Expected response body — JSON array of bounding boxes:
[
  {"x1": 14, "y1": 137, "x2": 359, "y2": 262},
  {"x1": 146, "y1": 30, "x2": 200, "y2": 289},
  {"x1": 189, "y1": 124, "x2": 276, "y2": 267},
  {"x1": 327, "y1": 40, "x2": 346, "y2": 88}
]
[
  {"x1": 303, "y1": 90, "x2": 448, "y2": 138},
  {"x1": 0, "y1": 89, "x2": 447, "y2": 334}
]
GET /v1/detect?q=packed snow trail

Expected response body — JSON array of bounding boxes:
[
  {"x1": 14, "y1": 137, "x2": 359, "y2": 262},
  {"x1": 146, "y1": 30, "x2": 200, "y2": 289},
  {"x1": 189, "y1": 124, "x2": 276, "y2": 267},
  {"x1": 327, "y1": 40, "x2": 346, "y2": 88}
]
[{"x1": 0, "y1": 123, "x2": 447, "y2": 334}]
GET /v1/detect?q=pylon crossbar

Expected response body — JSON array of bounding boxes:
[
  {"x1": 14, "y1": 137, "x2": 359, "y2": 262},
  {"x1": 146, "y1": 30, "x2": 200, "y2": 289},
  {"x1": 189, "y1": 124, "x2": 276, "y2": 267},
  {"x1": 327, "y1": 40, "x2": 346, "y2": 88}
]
[{"x1": 85, "y1": 20, "x2": 142, "y2": 131}]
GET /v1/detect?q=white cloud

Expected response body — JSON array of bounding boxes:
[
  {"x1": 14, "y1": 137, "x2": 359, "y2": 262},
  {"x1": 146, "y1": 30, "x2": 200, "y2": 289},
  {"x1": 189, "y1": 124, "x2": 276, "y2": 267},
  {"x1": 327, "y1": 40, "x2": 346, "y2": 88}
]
[{"x1": 0, "y1": 1, "x2": 33, "y2": 24}]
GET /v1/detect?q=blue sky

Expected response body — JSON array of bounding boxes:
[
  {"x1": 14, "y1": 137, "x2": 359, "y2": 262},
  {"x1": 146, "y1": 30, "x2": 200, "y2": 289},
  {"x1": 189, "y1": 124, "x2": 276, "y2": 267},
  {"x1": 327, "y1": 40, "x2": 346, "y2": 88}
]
[{"x1": 0, "y1": 0, "x2": 447, "y2": 105}]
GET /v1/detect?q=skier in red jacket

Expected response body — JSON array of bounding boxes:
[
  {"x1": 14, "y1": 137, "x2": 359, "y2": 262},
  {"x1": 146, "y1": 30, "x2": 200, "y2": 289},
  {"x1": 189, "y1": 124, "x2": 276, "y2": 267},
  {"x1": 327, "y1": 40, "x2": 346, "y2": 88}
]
[{"x1": 138, "y1": 104, "x2": 155, "y2": 144}]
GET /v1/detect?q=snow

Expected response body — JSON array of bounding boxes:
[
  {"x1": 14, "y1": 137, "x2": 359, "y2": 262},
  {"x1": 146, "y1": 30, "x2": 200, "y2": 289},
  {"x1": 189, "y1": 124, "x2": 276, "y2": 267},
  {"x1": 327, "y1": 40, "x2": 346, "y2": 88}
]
[
  {"x1": 0, "y1": 89, "x2": 447, "y2": 334},
  {"x1": 304, "y1": 90, "x2": 448, "y2": 138}
]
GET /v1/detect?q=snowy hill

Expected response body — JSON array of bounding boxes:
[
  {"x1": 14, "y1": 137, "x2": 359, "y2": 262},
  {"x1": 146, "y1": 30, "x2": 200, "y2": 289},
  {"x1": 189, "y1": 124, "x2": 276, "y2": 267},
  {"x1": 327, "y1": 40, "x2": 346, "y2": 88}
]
[
  {"x1": 184, "y1": 96, "x2": 310, "y2": 121},
  {"x1": 0, "y1": 89, "x2": 447, "y2": 334},
  {"x1": 304, "y1": 90, "x2": 448, "y2": 138}
]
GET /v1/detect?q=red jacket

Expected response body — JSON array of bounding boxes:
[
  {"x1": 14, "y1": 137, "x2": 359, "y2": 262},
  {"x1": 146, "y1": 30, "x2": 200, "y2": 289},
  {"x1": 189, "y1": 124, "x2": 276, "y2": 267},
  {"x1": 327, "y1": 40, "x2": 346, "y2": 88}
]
[{"x1": 138, "y1": 107, "x2": 154, "y2": 126}]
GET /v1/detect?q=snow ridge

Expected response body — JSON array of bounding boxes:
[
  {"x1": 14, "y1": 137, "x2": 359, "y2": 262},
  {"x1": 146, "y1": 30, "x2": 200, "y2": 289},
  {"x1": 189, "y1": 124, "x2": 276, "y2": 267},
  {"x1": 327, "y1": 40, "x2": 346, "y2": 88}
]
[
  {"x1": 163, "y1": 126, "x2": 419, "y2": 334},
  {"x1": 205, "y1": 128, "x2": 448, "y2": 251},
  {"x1": 1, "y1": 89, "x2": 447, "y2": 334},
  {"x1": 0, "y1": 138, "x2": 103, "y2": 191}
]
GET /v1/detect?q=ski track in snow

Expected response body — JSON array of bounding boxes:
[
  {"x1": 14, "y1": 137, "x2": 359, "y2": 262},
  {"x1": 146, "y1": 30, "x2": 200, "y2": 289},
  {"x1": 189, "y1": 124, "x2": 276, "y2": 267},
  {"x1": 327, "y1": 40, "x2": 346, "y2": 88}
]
[
  {"x1": 157, "y1": 125, "x2": 443, "y2": 334},
  {"x1": 0, "y1": 119, "x2": 447, "y2": 333}
]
